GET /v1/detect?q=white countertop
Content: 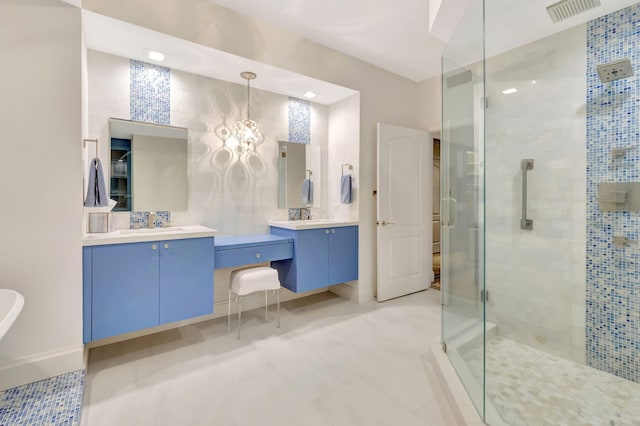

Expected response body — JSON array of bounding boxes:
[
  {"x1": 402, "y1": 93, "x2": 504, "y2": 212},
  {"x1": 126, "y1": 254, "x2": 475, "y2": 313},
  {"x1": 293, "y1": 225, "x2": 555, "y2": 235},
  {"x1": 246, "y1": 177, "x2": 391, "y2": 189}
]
[
  {"x1": 269, "y1": 219, "x2": 359, "y2": 230},
  {"x1": 82, "y1": 225, "x2": 218, "y2": 246}
]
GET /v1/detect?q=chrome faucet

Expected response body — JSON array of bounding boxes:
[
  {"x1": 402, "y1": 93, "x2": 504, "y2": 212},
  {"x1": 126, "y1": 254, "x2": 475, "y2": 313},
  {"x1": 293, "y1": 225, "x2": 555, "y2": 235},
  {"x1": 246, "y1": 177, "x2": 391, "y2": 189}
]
[{"x1": 147, "y1": 211, "x2": 157, "y2": 228}]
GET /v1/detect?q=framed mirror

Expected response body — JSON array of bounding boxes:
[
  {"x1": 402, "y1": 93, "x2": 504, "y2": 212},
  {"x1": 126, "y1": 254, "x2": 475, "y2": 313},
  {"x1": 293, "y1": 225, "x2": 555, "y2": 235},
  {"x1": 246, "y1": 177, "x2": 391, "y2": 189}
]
[
  {"x1": 278, "y1": 141, "x2": 321, "y2": 209},
  {"x1": 109, "y1": 118, "x2": 188, "y2": 212}
]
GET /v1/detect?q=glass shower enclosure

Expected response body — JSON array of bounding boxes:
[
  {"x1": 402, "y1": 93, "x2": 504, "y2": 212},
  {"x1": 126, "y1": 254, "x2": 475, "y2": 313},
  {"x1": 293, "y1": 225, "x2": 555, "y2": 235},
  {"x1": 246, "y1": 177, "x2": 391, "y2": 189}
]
[{"x1": 441, "y1": 0, "x2": 640, "y2": 424}]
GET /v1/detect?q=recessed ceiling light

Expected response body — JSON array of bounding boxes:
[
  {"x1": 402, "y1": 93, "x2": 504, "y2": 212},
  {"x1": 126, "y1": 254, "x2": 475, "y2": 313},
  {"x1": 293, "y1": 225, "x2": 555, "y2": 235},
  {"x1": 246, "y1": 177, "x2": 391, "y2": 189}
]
[
  {"x1": 304, "y1": 91, "x2": 317, "y2": 99},
  {"x1": 501, "y1": 88, "x2": 518, "y2": 95},
  {"x1": 531, "y1": 80, "x2": 537, "y2": 85},
  {"x1": 148, "y1": 51, "x2": 165, "y2": 61}
]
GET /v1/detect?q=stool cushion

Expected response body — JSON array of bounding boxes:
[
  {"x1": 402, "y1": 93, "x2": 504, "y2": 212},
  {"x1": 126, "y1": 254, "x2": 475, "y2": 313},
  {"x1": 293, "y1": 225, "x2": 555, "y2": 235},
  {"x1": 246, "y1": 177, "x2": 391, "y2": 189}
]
[{"x1": 230, "y1": 266, "x2": 281, "y2": 296}]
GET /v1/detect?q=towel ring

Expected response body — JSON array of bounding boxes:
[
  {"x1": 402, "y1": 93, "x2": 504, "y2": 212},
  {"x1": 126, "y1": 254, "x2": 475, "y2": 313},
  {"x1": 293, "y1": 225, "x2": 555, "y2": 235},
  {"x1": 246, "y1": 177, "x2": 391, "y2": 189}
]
[
  {"x1": 306, "y1": 169, "x2": 312, "y2": 178},
  {"x1": 83, "y1": 138, "x2": 99, "y2": 169},
  {"x1": 342, "y1": 164, "x2": 353, "y2": 176}
]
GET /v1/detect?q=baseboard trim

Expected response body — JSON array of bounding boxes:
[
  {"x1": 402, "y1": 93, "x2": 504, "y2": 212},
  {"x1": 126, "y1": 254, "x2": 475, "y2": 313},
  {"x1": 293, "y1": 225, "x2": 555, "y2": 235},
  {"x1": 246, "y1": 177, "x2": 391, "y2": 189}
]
[{"x1": 0, "y1": 345, "x2": 84, "y2": 391}]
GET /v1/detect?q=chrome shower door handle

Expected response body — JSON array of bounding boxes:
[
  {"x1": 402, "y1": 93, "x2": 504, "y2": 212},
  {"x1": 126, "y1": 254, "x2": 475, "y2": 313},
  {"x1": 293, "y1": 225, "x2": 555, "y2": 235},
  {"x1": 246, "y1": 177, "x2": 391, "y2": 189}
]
[
  {"x1": 442, "y1": 197, "x2": 457, "y2": 228},
  {"x1": 521, "y1": 159, "x2": 534, "y2": 230}
]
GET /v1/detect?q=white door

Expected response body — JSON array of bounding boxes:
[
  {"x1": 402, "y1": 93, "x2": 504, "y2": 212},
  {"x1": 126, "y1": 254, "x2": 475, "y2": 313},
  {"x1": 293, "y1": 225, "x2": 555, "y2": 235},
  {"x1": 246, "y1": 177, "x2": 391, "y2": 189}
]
[{"x1": 377, "y1": 123, "x2": 432, "y2": 301}]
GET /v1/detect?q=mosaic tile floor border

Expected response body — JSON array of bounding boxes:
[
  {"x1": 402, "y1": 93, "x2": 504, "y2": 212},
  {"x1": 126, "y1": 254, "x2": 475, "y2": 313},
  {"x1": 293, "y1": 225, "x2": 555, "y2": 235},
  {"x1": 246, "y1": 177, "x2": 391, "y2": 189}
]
[
  {"x1": 463, "y1": 336, "x2": 640, "y2": 425},
  {"x1": 0, "y1": 370, "x2": 84, "y2": 426}
]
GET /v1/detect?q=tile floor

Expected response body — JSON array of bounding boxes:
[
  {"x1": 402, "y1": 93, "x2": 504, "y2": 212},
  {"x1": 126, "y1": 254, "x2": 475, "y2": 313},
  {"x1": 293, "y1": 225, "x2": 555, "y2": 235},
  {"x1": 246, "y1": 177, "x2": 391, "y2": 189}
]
[
  {"x1": 463, "y1": 336, "x2": 640, "y2": 425},
  {"x1": 0, "y1": 370, "x2": 84, "y2": 425},
  {"x1": 81, "y1": 290, "x2": 453, "y2": 426}
]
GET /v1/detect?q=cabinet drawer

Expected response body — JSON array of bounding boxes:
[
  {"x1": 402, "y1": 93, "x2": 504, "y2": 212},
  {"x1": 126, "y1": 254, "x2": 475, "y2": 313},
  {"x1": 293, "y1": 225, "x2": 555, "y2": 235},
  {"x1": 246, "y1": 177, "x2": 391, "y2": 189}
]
[{"x1": 215, "y1": 242, "x2": 293, "y2": 269}]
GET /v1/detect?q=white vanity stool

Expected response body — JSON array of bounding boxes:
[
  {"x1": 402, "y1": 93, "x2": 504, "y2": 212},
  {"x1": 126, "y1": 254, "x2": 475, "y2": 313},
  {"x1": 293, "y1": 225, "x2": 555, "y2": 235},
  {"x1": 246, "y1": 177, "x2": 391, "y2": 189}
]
[{"x1": 228, "y1": 266, "x2": 281, "y2": 339}]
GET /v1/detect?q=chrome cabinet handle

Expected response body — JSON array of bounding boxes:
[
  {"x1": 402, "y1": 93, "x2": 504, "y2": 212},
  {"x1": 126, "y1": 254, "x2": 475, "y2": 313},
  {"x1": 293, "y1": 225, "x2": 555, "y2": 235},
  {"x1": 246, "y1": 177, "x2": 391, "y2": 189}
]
[
  {"x1": 151, "y1": 244, "x2": 158, "y2": 251},
  {"x1": 256, "y1": 253, "x2": 261, "y2": 259},
  {"x1": 325, "y1": 229, "x2": 330, "y2": 234},
  {"x1": 521, "y1": 159, "x2": 534, "y2": 230},
  {"x1": 331, "y1": 229, "x2": 336, "y2": 234},
  {"x1": 163, "y1": 243, "x2": 170, "y2": 249}
]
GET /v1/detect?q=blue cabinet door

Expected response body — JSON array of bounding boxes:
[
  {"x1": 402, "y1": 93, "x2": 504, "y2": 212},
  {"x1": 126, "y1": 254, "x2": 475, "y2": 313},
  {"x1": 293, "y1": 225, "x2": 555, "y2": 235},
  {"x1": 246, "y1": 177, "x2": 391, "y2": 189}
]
[
  {"x1": 83, "y1": 247, "x2": 92, "y2": 344},
  {"x1": 159, "y1": 237, "x2": 215, "y2": 324},
  {"x1": 294, "y1": 229, "x2": 330, "y2": 292},
  {"x1": 328, "y1": 226, "x2": 359, "y2": 285},
  {"x1": 92, "y1": 242, "x2": 160, "y2": 341}
]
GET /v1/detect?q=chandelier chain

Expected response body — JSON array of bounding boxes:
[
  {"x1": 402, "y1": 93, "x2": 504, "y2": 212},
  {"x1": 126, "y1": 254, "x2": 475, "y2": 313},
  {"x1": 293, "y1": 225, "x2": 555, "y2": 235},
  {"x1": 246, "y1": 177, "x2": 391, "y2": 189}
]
[{"x1": 246, "y1": 78, "x2": 251, "y2": 121}]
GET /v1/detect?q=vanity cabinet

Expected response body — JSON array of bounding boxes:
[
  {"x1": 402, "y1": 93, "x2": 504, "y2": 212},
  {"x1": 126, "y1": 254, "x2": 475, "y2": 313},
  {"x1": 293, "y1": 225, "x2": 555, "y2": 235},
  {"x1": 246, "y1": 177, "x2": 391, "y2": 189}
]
[
  {"x1": 83, "y1": 237, "x2": 214, "y2": 342},
  {"x1": 270, "y1": 226, "x2": 358, "y2": 293}
]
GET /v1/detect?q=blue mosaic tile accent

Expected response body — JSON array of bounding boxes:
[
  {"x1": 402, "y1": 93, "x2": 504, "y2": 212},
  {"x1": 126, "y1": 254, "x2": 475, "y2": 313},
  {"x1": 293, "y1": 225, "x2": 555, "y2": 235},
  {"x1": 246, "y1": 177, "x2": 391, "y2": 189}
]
[
  {"x1": 586, "y1": 3, "x2": 640, "y2": 383},
  {"x1": 288, "y1": 97, "x2": 311, "y2": 144},
  {"x1": 301, "y1": 208, "x2": 311, "y2": 220},
  {"x1": 0, "y1": 370, "x2": 84, "y2": 425},
  {"x1": 130, "y1": 210, "x2": 171, "y2": 228},
  {"x1": 130, "y1": 60, "x2": 170, "y2": 125},
  {"x1": 288, "y1": 208, "x2": 301, "y2": 220}
]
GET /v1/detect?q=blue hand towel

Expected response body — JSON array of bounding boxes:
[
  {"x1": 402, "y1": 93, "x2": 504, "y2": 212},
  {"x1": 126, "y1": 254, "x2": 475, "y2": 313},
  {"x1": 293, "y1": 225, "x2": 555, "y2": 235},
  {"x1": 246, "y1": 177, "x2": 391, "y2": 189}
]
[
  {"x1": 341, "y1": 175, "x2": 352, "y2": 204},
  {"x1": 301, "y1": 179, "x2": 313, "y2": 204},
  {"x1": 84, "y1": 158, "x2": 109, "y2": 207}
]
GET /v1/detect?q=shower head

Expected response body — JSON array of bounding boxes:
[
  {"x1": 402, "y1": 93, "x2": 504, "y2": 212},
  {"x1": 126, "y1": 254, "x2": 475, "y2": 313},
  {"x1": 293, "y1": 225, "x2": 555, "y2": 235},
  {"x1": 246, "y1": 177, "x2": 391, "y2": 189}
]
[
  {"x1": 597, "y1": 59, "x2": 634, "y2": 83},
  {"x1": 546, "y1": 0, "x2": 601, "y2": 23}
]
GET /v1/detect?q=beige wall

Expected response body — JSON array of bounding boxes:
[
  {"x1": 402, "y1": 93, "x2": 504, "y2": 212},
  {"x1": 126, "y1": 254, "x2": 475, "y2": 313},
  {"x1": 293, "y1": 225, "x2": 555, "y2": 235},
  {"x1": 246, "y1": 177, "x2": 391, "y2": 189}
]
[
  {"x1": 418, "y1": 75, "x2": 442, "y2": 134},
  {"x1": 0, "y1": 0, "x2": 83, "y2": 390},
  {"x1": 84, "y1": 0, "x2": 429, "y2": 301}
]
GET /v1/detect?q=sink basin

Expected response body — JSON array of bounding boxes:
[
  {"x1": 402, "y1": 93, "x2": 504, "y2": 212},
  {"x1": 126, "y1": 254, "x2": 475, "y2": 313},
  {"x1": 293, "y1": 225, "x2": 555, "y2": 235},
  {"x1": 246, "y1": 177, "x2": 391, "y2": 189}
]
[
  {"x1": 0, "y1": 289, "x2": 24, "y2": 342},
  {"x1": 269, "y1": 219, "x2": 359, "y2": 230},
  {"x1": 119, "y1": 227, "x2": 184, "y2": 234}
]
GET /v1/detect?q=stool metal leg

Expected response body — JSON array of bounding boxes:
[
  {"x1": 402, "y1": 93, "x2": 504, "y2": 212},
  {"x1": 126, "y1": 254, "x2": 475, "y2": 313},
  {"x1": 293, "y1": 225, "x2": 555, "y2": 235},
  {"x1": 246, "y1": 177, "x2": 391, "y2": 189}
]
[
  {"x1": 237, "y1": 295, "x2": 242, "y2": 340},
  {"x1": 227, "y1": 289, "x2": 231, "y2": 332},
  {"x1": 276, "y1": 289, "x2": 280, "y2": 328}
]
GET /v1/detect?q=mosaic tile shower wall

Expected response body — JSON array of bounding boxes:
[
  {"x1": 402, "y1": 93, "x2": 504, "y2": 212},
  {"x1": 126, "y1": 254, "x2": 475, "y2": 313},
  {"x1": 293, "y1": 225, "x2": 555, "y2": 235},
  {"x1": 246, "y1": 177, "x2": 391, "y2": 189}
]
[
  {"x1": 586, "y1": 3, "x2": 640, "y2": 383},
  {"x1": 288, "y1": 97, "x2": 311, "y2": 144},
  {"x1": 130, "y1": 60, "x2": 170, "y2": 125}
]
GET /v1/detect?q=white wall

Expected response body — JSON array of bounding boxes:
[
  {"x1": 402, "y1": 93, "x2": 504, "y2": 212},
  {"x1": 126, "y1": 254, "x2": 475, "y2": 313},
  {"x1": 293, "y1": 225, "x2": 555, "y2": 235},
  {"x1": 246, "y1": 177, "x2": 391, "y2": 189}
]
[
  {"x1": 0, "y1": 0, "x2": 83, "y2": 390},
  {"x1": 418, "y1": 76, "x2": 442, "y2": 134},
  {"x1": 83, "y1": 0, "x2": 424, "y2": 303},
  {"x1": 328, "y1": 94, "x2": 360, "y2": 222},
  {"x1": 484, "y1": 25, "x2": 587, "y2": 362}
]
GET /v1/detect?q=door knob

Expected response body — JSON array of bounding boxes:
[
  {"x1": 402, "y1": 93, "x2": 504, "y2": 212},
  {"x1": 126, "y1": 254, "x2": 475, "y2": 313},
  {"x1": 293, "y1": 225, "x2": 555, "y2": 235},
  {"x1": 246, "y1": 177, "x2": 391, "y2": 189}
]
[{"x1": 377, "y1": 220, "x2": 396, "y2": 226}]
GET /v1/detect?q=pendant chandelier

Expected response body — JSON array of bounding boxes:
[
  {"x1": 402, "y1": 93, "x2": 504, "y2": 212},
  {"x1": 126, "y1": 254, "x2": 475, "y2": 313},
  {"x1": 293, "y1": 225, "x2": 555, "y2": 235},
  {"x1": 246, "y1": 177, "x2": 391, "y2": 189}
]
[{"x1": 232, "y1": 71, "x2": 264, "y2": 146}]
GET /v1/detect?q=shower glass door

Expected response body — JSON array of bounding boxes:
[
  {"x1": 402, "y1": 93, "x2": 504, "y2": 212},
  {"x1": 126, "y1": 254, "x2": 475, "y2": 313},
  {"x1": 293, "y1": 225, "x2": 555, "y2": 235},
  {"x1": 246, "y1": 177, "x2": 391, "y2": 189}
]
[{"x1": 441, "y1": 0, "x2": 486, "y2": 419}]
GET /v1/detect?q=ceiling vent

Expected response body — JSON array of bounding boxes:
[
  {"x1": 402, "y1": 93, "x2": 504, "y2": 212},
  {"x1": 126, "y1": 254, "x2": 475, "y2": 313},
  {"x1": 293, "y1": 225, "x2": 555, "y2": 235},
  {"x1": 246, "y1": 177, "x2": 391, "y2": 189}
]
[
  {"x1": 546, "y1": 0, "x2": 601, "y2": 23},
  {"x1": 446, "y1": 70, "x2": 472, "y2": 89}
]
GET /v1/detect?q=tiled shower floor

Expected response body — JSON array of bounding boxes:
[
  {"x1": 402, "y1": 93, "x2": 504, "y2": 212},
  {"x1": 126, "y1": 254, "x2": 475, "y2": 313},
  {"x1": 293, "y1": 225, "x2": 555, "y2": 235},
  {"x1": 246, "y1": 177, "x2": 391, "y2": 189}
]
[{"x1": 463, "y1": 336, "x2": 640, "y2": 425}]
